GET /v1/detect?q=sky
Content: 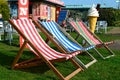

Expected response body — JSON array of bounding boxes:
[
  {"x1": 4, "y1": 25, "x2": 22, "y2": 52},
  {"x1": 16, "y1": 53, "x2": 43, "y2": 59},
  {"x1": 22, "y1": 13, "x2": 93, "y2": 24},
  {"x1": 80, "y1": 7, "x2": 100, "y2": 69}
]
[{"x1": 61, "y1": 0, "x2": 119, "y2": 8}]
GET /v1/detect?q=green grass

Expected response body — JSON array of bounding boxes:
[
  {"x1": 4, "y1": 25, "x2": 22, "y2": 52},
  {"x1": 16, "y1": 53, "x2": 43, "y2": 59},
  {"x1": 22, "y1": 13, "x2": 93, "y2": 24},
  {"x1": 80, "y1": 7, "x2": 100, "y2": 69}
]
[{"x1": 0, "y1": 31, "x2": 120, "y2": 80}]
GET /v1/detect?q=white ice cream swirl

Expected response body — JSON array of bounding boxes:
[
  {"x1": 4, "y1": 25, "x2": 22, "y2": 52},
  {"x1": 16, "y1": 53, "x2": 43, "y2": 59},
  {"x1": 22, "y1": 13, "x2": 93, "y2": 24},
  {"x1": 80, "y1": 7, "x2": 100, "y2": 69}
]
[{"x1": 88, "y1": 4, "x2": 99, "y2": 17}]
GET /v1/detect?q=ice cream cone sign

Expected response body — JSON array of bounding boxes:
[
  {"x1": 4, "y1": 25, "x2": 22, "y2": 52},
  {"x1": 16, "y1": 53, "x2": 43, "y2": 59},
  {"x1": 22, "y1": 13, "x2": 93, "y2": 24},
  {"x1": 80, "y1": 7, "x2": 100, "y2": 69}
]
[{"x1": 88, "y1": 4, "x2": 100, "y2": 33}]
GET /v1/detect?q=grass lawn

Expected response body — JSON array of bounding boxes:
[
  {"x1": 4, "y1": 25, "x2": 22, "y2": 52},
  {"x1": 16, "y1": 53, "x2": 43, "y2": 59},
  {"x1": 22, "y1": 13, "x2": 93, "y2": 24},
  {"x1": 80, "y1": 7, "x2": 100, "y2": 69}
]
[{"x1": 0, "y1": 31, "x2": 120, "y2": 80}]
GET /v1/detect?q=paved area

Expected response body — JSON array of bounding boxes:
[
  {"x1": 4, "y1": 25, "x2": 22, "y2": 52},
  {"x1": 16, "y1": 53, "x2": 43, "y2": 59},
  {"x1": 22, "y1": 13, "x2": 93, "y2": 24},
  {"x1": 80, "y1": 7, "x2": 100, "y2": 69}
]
[
  {"x1": 108, "y1": 40, "x2": 120, "y2": 50},
  {"x1": 106, "y1": 27, "x2": 120, "y2": 50},
  {"x1": 106, "y1": 27, "x2": 120, "y2": 35}
]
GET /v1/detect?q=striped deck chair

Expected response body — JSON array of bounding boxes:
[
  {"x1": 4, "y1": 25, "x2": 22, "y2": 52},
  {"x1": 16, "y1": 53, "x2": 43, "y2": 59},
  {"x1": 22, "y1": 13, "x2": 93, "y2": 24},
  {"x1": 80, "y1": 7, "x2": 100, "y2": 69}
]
[
  {"x1": 36, "y1": 20, "x2": 97, "y2": 69},
  {"x1": 69, "y1": 20, "x2": 115, "y2": 59},
  {"x1": 9, "y1": 18, "x2": 83, "y2": 80}
]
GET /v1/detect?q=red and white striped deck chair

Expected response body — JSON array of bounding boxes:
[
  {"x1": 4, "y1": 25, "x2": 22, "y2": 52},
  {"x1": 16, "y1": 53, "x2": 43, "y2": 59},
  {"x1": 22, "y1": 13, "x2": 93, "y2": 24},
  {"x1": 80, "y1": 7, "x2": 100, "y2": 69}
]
[
  {"x1": 69, "y1": 20, "x2": 115, "y2": 59},
  {"x1": 9, "y1": 18, "x2": 83, "y2": 80}
]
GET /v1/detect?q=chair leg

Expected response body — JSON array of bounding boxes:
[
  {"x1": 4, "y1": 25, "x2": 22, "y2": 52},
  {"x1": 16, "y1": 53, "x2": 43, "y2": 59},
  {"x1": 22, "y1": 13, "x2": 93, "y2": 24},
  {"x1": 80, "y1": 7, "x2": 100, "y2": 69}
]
[
  {"x1": 45, "y1": 58, "x2": 83, "y2": 80},
  {"x1": 12, "y1": 41, "x2": 27, "y2": 69},
  {"x1": 94, "y1": 48, "x2": 106, "y2": 59},
  {"x1": 72, "y1": 51, "x2": 97, "y2": 69},
  {"x1": 93, "y1": 47, "x2": 114, "y2": 59},
  {"x1": 45, "y1": 59, "x2": 66, "y2": 80},
  {"x1": 14, "y1": 58, "x2": 45, "y2": 69},
  {"x1": 0, "y1": 34, "x2": 1, "y2": 40},
  {"x1": 84, "y1": 51, "x2": 97, "y2": 68},
  {"x1": 104, "y1": 45, "x2": 115, "y2": 59}
]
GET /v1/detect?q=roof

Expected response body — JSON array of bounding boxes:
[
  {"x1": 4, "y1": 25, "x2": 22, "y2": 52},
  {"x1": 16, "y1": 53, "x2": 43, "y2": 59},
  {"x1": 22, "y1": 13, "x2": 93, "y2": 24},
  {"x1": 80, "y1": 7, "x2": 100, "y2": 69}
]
[
  {"x1": 64, "y1": 5, "x2": 112, "y2": 9},
  {"x1": 45, "y1": 0, "x2": 64, "y2": 6},
  {"x1": 8, "y1": 0, "x2": 64, "y2": 6}
]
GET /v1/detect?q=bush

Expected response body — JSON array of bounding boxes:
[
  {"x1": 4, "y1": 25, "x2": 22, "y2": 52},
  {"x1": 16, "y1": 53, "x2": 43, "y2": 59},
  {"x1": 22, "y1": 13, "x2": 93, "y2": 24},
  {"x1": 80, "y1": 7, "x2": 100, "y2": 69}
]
[
  {"x1": 99, "y1": 8, "x2": 120, "y2": 26},
  {"x1": 0, "y1": 0, "x2": 10, "y2": 20},
  {"x1": 113, "y1": 21, "x2": 120, "y2": 27},
  {"x1": 66, "y1": 8, "x2": 120, "y2": 27}
]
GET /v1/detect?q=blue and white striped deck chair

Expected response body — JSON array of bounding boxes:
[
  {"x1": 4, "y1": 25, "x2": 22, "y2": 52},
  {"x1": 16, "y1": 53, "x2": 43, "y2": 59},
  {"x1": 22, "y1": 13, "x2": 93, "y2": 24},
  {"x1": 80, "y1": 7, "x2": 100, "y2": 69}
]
[{"x1": 39, "y1": 21, "x2": 97, "y2": 69}]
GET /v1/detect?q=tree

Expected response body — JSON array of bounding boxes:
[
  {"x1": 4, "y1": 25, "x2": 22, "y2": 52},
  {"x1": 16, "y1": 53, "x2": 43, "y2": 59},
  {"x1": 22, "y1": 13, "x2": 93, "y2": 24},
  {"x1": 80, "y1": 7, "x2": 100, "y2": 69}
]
[{"x1": 0, "y1": 0, "x2": 10, "y2": 20}]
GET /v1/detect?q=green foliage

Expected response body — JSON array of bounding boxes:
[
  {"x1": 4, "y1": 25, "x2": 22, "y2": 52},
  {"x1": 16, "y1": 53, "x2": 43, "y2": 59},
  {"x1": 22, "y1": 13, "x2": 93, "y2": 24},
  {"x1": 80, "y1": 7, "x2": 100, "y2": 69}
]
[
  {"x1": 113, "y1": 20, "x2": 120, "y2": 26},
  {"x1": 99, "y1": 8, "x2": 120, "y2": 26},
  {"x1": 69, "y1": 10, "x2": 82, "y2": 20},
  {"x1": 69, "y1": 8, "x2": 120, "y2": 26},
  {"x1": 0, "y1": 0, "x2": 10, "y2": 20}
]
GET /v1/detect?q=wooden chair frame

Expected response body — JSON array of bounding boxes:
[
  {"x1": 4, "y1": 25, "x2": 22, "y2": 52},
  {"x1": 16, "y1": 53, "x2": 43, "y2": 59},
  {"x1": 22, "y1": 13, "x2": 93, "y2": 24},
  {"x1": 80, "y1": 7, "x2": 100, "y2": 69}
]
[
  {"x1": 68, "y1": 20, "x2": 115, "y2": 59},
  {"x1": 9, "y1": 19, "x2": 84, "y2": 80},
  {"x1": 33, "y1": 19, "x2": 97, "y2": 69}
]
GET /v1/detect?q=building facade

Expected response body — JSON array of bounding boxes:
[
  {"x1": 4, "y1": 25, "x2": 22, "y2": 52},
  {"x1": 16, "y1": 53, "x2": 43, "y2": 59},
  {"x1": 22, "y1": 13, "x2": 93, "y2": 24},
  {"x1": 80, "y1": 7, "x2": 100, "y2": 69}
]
[{"x1": 8, "y1": 0, "x2": 64, "y2": 21}]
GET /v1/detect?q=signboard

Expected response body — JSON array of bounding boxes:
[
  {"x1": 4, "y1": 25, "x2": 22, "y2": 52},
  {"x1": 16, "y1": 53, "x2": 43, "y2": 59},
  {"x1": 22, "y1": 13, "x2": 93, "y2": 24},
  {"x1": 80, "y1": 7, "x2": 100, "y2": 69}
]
[
  {"x1": 18, "y1": 0, "x2": 29, "y2": 47},
  {"x1": 18, "y1": 0, "x2": 29, "y2": 18}
]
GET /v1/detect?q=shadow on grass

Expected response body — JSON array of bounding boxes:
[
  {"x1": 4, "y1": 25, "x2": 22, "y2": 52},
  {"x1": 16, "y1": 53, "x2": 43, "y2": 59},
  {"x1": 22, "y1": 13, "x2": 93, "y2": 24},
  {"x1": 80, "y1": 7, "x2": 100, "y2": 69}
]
[
  {"x1": 0, "y1": 50, "x2": 51, "y2": 74},
  {"x1": 0, "y1": 52, "x2": 14, "y2": 67}
]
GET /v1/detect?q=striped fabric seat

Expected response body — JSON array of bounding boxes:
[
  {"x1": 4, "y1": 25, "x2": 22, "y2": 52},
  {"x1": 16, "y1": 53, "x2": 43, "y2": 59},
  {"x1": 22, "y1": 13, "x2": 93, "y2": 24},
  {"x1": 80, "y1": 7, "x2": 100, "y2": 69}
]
[
  {"x1": 70, "y1": 21, "x2": 114, "y2": 47},
  {"x1": 39, "y1": 21, "x2": 97, "y2": 69},
  {"x1": 69, "y1": 20, "x2": 115, "y2": 59},
  {"x1": 12, "y1": 18, "x2": 81, "y2": 60},
  {"x1": 41, "y1": 21, "x2": 95, "y2": 52},
  {"x1": 9, "y1": 18, "x2": 84, "y2": 80}
]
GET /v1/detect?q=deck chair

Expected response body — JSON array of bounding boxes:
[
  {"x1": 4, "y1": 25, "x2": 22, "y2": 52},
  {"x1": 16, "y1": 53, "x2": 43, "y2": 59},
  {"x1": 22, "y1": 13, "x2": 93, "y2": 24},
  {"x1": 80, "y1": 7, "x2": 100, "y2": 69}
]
[
  {"x1": 36, "y1": 20, "x2": 97, "y2": 69},
  {"x1": 9, "y1": 18, "x2": 83, "y2": 80},
  {"x1": 68, "y1": 20, "x2": 115, "y2": 59}
]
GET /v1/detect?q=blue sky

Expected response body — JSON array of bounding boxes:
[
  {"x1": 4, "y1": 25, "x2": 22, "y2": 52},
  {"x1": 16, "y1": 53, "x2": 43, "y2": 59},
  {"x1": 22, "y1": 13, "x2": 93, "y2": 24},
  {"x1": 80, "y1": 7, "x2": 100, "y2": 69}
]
[{"x1": 61, "y1": 0, "x2": 118, "y2": 8}]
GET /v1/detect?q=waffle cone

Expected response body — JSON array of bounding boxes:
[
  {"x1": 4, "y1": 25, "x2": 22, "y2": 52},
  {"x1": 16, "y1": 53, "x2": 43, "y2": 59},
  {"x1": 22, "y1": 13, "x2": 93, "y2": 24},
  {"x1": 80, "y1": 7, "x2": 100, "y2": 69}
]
[{"x1": 89, "y1": 16, "x2": 98, "y2": 33}]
